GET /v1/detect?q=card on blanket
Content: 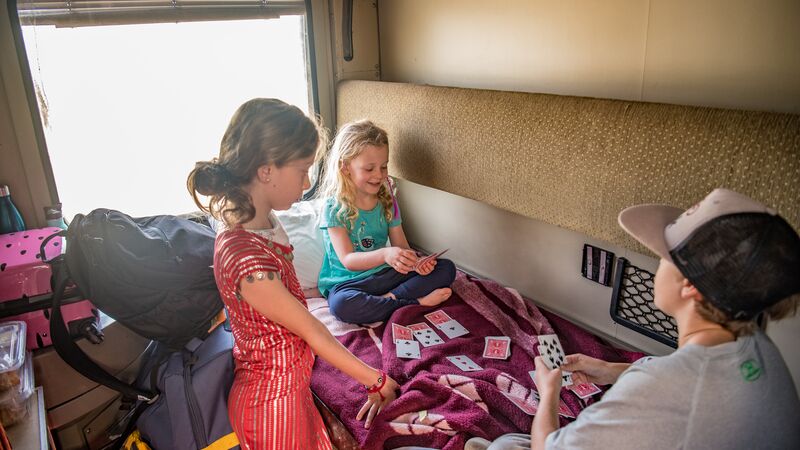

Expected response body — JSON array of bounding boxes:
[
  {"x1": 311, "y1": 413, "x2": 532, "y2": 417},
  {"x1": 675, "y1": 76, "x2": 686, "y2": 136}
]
[
  {"x1": 407, "y1": 322, "x2": 432, "y2": 331},
  {"x1": 396, "y1": 339, "x2": 421, "y2": 359},
  {"x1": 392, "y1": 323, "x2": 413, "y2": 343},
  {"x1": 424, "y1": 309, "x2": 452, "y2": 325},
  {"x1": 483, "y1": 336, "x2": 511, "y2": 359},
  {"x1": 501, "y1": 391, "x2": 538, "y2": 415},
  {"x1": 414, "y1": 328, "x2": 445, "y2": 347},
  {"x1": 438, "y1": 319, "x2": 469, "y2": 338},
  {"x1": 446, "y1": 355, "x2": 482, "y2": 371}
]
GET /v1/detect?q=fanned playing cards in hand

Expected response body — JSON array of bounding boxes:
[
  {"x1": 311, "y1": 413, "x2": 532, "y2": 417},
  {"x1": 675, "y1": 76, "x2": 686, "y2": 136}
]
[
  {"x1": 534, "y1": 334, "x2": 574, "y2": 386},
  {"x1": 537, "y1": 334, "x2": 566, "y2": 369},
  {"x1": 413, "y1": 249, "x2": 449, "y2": 271}
]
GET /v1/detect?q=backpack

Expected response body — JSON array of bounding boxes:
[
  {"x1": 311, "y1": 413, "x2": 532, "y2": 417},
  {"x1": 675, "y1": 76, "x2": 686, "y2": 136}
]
[
  {"x1": 42, "y1": 209, "x2": 238, "y2": 449},
  {"x1": 136, "y1": 324, "x2": 238, "y2": 450}
]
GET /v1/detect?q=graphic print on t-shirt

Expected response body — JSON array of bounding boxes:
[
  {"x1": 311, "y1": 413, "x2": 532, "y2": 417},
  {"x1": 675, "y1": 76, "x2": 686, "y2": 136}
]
[{"x1": 360, "y1": 237, "x2": 375, "y2": 249}]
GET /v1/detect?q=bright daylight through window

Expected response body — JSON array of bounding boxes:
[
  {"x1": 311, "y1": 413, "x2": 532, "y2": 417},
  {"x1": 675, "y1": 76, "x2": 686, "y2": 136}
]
[{"x1": 20, "y1": 14, "x2": 311, "y2": 219}]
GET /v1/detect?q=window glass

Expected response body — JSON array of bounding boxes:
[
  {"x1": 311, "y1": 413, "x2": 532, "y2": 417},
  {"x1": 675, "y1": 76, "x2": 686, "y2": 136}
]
[{"x1": 21, "y1": 17, "x2": 311, "y2": 218}]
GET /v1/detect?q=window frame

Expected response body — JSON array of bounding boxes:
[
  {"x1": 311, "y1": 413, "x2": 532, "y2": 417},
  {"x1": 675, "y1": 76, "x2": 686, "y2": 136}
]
[{"x1": 4, "y1": 0, "x2": 335, "y2": 224}]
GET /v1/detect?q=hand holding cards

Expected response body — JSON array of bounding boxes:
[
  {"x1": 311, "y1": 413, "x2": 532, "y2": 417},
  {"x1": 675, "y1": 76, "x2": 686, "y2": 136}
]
[{"x1": 413, "y1": 249, "x2": 449, "y2": 271}]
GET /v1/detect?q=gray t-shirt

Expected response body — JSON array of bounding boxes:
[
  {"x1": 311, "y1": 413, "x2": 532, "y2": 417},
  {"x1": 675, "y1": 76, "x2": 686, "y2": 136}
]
[{"x1": 546, "y1": 331, "x2": 800, "y2": 449}]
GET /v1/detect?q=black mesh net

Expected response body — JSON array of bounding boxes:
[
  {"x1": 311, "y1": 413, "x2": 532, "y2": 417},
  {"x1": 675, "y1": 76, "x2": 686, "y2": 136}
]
[
  {"x1": 611, "y1": 260, "x2": 679, "y2": 347},
  {"x1": 670, "y1": 213, "x2": 800, "y2": 320}
]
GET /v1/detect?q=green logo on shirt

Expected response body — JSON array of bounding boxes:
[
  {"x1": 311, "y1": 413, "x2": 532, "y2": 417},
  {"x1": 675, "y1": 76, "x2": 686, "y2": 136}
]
[{"x1": 740, "y1": 359, "x2": 761, "y2": 382}]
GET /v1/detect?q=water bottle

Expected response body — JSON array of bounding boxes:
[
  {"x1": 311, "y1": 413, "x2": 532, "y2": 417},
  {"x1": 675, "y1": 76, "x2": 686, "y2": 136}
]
[
  {"x1": 44, "y1": 203, "x2": 68, "y2": 230},
  {"x1": 0, "y1": 185, "x2": 26, "y2": 234}
]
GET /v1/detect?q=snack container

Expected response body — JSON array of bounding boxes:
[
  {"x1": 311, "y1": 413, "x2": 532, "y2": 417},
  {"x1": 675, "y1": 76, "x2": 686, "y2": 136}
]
[
  {"x1": 0, "y1": 352, "x2": 33, "y2": 427},
  {"x1": 0, "y1": 321, "x2": 26, "y2": 391}
]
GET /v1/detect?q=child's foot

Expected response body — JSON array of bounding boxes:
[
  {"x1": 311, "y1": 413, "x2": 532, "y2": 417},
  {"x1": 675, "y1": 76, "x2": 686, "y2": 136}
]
[{"x1": 418, "y1": 288, "x2": 452, "y2": 307}]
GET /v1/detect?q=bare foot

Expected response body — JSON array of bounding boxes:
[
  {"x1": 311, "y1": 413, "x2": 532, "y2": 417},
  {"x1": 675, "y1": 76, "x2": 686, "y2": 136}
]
[{"x1": 418, "y1": 288, "x2": 452, "y2": 307}]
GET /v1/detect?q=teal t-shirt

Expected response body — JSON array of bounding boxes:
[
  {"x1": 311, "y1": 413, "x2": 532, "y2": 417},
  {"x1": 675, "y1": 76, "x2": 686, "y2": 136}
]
[{"x1": 318, "y1": 198, "x2": 402, "y2": 296}]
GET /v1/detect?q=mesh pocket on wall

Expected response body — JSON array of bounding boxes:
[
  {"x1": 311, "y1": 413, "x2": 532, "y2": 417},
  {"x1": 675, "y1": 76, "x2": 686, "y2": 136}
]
[{"x1": 610, "y1": 258, "x2": 678, "y2": 348}]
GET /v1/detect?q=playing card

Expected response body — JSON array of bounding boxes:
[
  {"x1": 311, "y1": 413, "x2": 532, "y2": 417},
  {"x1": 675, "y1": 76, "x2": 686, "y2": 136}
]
[
  {"x1": 395, "y1": 339, "x2": 421, "y2": 359},
  {"x1": 501, "y1": 391, "x2": 538, "y2": 415},
  {"x1": 407, "y1": 322, "x2": 432, "y2": 331},
  {"x1": 568, "y1": 383, "x2": 603, "y2": 399},
  {"x1": 413, "y1": 249, "x2": 449, "y2": 271},
  {"x1": 392, "y1": 323, "x2": 413, "y2": 343},
  {"x1": 537, "y1": 334, "x2": 565, "y2": 369},
  {"x1": 438, "y1": 319, "x2": 469, "y2": 338},
  {"x1": 561, "y1": 370, "x2": 573, "y2": 387},
  {"x1": 483, "y1": 336, "x2": 511, "y2": 359},
  {"x1": 413, "y1": 328, "x2": 445, "y2": 347},
  {"x1": 446, "y1": 355, "x2": 482, "y2": 372},
  {"x1": 424, "y1": 310, "x2": 452, "y2": 326},
  {"x1": 558, "y1": 399, "x2": 575, "y2": 418}
]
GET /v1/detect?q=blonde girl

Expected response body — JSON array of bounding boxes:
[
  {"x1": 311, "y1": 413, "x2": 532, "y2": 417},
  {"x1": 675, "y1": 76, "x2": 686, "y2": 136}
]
[
  {"x1": 187, "y1": 100, "x2": 397, "y2": 450},
  {"x1": 317, "y1": 119, "x2": 456, "y2": 324}
]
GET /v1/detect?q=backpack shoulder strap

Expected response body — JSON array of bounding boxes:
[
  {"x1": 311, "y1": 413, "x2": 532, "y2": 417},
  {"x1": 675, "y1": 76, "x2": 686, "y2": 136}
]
[{"x1": 49, "y1": 266, "x2": 158, "y2": 402}]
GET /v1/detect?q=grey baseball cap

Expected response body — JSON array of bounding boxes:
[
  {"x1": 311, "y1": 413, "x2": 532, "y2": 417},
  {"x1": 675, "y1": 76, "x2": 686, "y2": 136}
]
[{"x1": 618, "y1": 188, "x2": 800, "y2": 320}]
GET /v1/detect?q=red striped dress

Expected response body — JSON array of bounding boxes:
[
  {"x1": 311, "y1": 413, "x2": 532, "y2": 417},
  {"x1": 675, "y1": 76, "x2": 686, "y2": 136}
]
[{"x1": 214, "y1": 228, "x2": 332, "y2": 450}]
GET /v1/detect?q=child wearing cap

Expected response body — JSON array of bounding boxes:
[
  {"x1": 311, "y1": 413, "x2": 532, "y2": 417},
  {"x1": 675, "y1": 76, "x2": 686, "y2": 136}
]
[{"x1": 467, "y1": 188, "x2": 800, "y2": 450}]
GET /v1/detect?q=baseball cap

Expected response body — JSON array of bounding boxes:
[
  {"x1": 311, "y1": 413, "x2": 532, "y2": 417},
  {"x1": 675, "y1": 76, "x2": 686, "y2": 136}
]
[{"x1": 618, "y1": 188, "x2": 800, "y2": 320}]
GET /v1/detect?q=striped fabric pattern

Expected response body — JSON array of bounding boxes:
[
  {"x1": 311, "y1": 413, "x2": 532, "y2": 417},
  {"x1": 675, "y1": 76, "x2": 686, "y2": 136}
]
[{"x1": 214, "y1": 229, "x2": 332, "y2": 450}]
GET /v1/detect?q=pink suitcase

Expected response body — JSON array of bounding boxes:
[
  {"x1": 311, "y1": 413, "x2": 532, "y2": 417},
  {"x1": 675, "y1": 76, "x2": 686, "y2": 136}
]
[
  {"x1": 0, "y1": 227, "x2": 63, "y2": 302},
  {"x1": 0, "y1": 228, "x2": 101, "y2": 349}
]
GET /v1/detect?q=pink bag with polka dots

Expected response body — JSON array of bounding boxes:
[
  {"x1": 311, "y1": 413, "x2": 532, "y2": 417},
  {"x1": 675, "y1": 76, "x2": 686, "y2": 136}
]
[
  {"x1": 0, "y1": 228, "x2": 99, "y2": 349},
  {"x1": 0, "y1": 227, "x2": 62, "y2": 302}
]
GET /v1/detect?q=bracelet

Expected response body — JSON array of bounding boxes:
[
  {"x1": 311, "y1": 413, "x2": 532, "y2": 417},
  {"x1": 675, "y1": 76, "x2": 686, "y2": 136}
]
[{"x1": 365, "y1": 371, "x2": 387, "y2": 401}]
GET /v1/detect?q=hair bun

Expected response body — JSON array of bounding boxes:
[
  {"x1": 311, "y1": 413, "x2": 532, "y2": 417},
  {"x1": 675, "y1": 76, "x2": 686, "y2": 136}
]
[{"x1": 193, "y1": 160, "x2": 232, "y2": 195}]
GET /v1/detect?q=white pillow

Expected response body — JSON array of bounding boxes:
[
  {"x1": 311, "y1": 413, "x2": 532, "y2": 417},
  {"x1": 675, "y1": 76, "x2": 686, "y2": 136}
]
[
  {"x1": 207, "y1": 199, "x2": 326, "y2": 289},
  {"x1": 275, "y1": 199, "x2": 325, "y2": 289}
]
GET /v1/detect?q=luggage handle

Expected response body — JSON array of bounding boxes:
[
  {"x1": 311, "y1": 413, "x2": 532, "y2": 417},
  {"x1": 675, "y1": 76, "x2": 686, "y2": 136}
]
[{"x1": 49, "y1": 266, "x2": 159, "y2": 403}]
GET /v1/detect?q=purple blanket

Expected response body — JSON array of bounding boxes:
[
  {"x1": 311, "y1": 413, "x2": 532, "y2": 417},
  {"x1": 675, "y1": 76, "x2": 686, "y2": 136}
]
[{"x1": 310, "y1": 272, "x2": 645, "y2": 449}]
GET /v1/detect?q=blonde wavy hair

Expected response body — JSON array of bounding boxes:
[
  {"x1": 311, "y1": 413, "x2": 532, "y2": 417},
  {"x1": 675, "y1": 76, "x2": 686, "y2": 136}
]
[{"x1": 318, "y1": 119, "x2": 394, "y2": 229}]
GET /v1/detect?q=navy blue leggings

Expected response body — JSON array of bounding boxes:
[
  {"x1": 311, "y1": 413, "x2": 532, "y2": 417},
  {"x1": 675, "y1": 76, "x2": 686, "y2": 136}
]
[{"x1": 327, "y1": 259, "x2": 457, "y2": 324}]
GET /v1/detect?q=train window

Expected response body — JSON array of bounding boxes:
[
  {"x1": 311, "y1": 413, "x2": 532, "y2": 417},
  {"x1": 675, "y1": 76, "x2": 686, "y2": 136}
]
[{"x1": 15, "y1": 0, "x2": 314, "y2": 219}]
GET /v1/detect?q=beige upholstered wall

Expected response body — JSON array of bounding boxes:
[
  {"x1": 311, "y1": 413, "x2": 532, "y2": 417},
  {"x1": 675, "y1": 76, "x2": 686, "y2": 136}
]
[
  {"x1": 369, "y1": 0, "x2": 800, "y2": 387},
  {"x1": 337, "y1": 80, "x2": 800, "y2": 256},
  {"x1": 378, "y1": 0, "x2": 800, "y2": 114}
]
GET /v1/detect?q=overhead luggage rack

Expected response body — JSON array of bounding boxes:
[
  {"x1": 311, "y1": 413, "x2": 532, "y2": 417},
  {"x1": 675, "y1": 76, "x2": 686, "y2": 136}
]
[{"x1": 610, "y1": 258, "x2": 678, "y2": 348}]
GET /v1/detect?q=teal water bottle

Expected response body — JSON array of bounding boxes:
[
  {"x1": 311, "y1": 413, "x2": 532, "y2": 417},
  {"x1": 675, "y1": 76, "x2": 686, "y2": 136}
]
[
  {"x1": 44, "y1": 203, "x2": 68, "y2": 230},
  {"x1": 0, "y1": 185, "x2": 26, "y2": 234}
]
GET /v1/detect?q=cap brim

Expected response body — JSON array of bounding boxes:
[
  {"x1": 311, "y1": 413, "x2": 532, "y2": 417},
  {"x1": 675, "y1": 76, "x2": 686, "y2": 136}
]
[{"x1": 618, "y1": 204, "x2": 683, "y2": 262}]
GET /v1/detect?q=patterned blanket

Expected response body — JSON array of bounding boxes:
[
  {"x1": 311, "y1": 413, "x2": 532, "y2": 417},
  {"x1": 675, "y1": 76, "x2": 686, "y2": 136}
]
[{"x1": 309, "y1": 272, "x2": 645, "y2": 449}]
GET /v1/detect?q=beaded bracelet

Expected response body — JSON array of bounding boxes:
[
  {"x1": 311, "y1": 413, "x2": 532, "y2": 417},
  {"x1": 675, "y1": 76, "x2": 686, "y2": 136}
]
[{"x1": 365, "y1": 371, "x2": 387, "y2": 401}]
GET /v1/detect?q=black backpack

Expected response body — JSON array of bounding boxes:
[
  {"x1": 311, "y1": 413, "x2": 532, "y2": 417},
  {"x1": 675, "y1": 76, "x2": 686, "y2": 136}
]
[{"x1": 42, "y1": 209, "x2": 224, "y2": 401}]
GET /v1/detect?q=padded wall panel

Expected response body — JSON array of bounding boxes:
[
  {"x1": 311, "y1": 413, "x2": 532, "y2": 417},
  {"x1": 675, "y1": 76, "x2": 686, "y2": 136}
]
[{"x1": 337, "y1": 80, "x2": 800, "y2": 254}]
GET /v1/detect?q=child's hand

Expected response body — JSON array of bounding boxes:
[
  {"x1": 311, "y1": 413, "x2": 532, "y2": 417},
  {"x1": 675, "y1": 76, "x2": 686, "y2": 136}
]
[
  {"x1": 357, "y1": 375, "x2": 399, "y2": 429},
  {"x1": 385, "y1": 247, "x2": 418, "y2": 274},
  {"x1": 416, "y1": 257, "x2": 437, "y2": 276}
]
